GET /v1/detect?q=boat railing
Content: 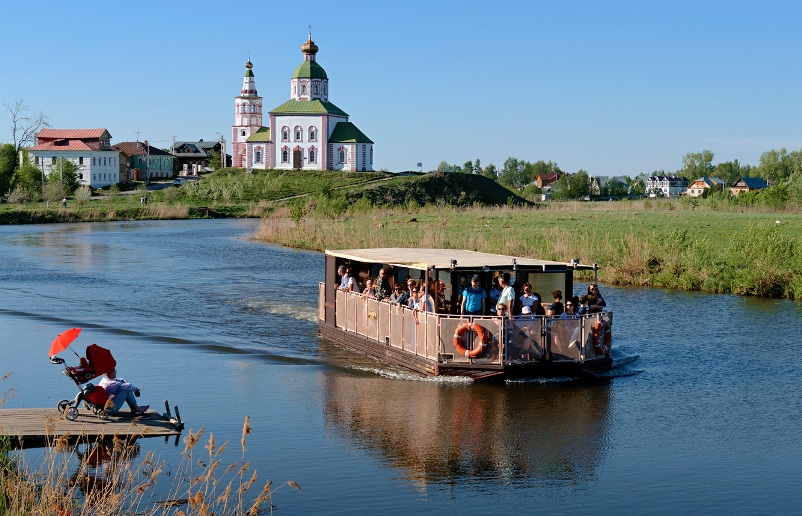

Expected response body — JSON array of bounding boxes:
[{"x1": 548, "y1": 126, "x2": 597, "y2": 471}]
[{"x1": 321, "y1": 283, "x2": 612, "y2": 365}]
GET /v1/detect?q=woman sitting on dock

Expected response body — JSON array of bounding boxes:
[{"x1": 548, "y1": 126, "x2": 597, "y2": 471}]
[{"x1": 99, "y1": 368, "x2": 149, "y2": 415}]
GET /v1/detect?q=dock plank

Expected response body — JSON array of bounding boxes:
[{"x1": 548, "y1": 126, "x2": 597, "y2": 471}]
[{"x1": 0, "y1": 408, "x2": 182, "y2": 449}]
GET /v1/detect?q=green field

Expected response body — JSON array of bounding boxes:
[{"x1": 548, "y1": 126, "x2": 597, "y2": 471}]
[{"x1": 254, "y1": 200, "x2": 802, "y2": 299}]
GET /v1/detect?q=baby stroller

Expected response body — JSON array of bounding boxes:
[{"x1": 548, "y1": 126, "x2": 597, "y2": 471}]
[{"x1": 50, "y1": 343, "x2": 117, "y2": 421}]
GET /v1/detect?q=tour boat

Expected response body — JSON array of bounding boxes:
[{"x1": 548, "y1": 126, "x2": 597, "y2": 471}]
[{"x1": 317, "y1": 248, "x2": 613, "y2": 381}]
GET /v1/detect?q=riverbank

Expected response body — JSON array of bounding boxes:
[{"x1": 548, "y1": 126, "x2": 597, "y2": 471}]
[{"x1": 253, "y1": 201, "x2": 802, "y2": 299}]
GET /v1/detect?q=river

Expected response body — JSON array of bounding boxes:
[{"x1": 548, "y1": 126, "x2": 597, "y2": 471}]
[{"x1": 1, "y1": 219, "x2": 801, "y2": 514}]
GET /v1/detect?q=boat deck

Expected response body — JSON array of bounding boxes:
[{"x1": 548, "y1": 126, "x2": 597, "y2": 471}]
[{"x1": 0, "y1": 408, "x2": 183, "y2": 449}]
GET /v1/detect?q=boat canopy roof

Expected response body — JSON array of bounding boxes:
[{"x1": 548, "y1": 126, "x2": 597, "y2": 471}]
[{"x1": 325, "y1": 248, "x2": 596, "y2": 272}]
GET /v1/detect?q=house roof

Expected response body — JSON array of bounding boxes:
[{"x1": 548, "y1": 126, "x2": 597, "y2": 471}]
[
  {"x1": 733, "y1": 177, "x2": 768, "y2": 189},
  {"x1": 37, "y1": 128, "x2": 110, "y2": 140},
  {"x1": 328, "y1": 122, "x2": 373, "y2": 144},
  {"x1": 269, "y1": 99, "x2": 348, "y2": 117},
  {"x1": 31, "y1": 140, "x2": 99, "y2": 151},
  {"x1": 691, "y1": 176, "x2": 726, "y2": 187},
  {"x1": 171, "y1": 140, "x2": 220, "y2": 157},
  {"x1": 246, "y1": 127, "x2": 271, "y2": 143},
  {"x1": 113, "y1": 141, "x2": 171, "y2": 157},
  {"x1": 291, "y1": 60, "x2": 328, "y2": 80}
]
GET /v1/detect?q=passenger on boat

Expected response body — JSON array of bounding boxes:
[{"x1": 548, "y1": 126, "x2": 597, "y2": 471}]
[
  {"x1": 375, "y1": 268, "x2": 392, "y2": 301},
  {"x1": 497, "y1": 273, "x2": 515, "y2": 315},
  {"x1": 495, "y1": 302, "x2": 509, "y2": 317},
  {"x1": 550, "y1": 290, "x2": 564, "y2": 316},
  {"x1": 98, "y1": 368, "x2": 149, "y2": 415},
  {"x1": 588, "y1": 284, "x2": 606, "y2": 311},
  {"x1": 561, "y1": 300, "x2": 577, "y2": 318},
  {"x1": 336, "y1": 266, "x2": 358, "y2": 292},
  {"x1": 576, "y1": 295, "x2": 590, "y2": 315},
  {"x1": 410, "y1": 287, "x2": 434, "y2": 313},
  {"x1": 488, "y1": 276, "x2": 503, "y2": 314},
  {"x1": 388, "y1": 283, "x2": 408, "y2": 305},
  {"x1": 461, "y1": 274, "x2": 486, "y2": 316},
  {"x1": 519, "y1": 283, "x2": 538, "y2": 314},
  {"x1": 406, "y1": 278, "x2": 418, "y2": 303},
  {"x1": 437, "y1": 280, "x2": 451, "y2": 314},
  {"x1": 362, "y1": 278, "x2": 377, "y2": 298}
]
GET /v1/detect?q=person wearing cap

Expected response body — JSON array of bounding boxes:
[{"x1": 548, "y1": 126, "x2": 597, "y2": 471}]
[{"x1": 461, "y1": 275, "x2": 486, "y2": 316}]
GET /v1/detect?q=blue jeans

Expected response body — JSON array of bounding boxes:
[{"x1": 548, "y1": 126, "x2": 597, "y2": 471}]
[{"x1": 109, "y1": 390, "x2": 137, "y2": 413}]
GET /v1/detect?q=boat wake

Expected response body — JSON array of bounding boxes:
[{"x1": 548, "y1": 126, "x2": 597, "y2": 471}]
[{"x1": 240, "y1": 299, "x2": 319, "y2": 322}]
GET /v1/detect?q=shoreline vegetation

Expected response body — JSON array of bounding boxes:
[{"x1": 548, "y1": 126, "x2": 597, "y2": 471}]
[{"x1": 1, "y1": 169, "x2": 800, "y2": 299}]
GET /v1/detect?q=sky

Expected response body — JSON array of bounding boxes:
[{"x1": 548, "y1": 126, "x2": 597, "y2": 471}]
[{"x1": 1, "y1": 0, "x2": 801, "y2": 176}]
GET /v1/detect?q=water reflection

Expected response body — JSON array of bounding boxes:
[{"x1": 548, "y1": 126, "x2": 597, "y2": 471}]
[{"x1": 321, "y1": 369, "x2": 611, "y2": 485}]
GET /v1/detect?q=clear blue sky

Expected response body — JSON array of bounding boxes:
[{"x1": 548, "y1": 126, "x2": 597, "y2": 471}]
[{"x1": 2, "y1": 0, "x2": 800, "y2": 176}]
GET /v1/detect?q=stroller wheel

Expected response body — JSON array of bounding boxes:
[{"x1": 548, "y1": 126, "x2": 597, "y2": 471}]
[
  {"x1": 65, "y1": 406, "x2": 79, "y2": 421},
  {"x1": 98, "y1": 410, "x2": 109, "y2": 420},
  {"x1": 57, "y1": 399, "x2": 70, "y2": 414}
]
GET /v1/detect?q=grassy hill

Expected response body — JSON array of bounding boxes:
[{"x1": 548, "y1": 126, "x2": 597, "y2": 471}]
[{"x1": 343, "y1": 172, "x2": 528, "y2": 207}]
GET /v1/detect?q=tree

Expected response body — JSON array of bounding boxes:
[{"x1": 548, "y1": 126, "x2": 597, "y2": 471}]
[
  {"x1": 207, "y1": 149, "x2": 223, "y2": 170},
  {"x1": 681, "y1": 150, "x2": 715, "y2": 179},
  {"x1": 462, "y1": 160, "x2": 474, "y2": 174},
  {"x1": 552, "y1": 170, "x2": 591, "y2": 200},
  {"x1": 0, "y1": 143, "x2": 16, "y2": 197},
  {"x1": 498, "y1": 157, "x2": 528, "y2": 189},
  {"x1": 3, "y1": 99, "x2": 50, "y2": 153},
  {"x1": 47, "y1": 158, "x2": 81, "y2": 195},
  {"x1": 11, "y1": 162, "x2": 43, "y2": 197},
  {"x1": 473, "y1": 158, "x2": 481, "y2": 175},
  {"x1": 757, "y1": 148, "x2": 802, "y2": 184},
  {"x1": 481, "y1": 163, "x2": 498, "y2": 180}
]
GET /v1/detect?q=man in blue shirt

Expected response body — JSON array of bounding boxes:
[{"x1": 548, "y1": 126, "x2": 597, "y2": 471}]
[{"x1": 461, "y1": 275, "x2": 486, "y2": 316}]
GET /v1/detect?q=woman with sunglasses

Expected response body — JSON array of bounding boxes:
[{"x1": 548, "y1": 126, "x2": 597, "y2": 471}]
[{"x1": 388, "y1": 282, "x2": 408, "y2": 305}]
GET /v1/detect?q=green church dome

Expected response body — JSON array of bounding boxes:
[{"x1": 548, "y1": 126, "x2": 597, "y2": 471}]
[{"x1": 291, "y1": 60, "x2": 328, "y2": 80}]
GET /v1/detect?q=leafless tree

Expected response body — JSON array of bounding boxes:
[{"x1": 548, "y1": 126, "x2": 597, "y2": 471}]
[{"x1": 3, "y1": 99, "x2": 50, "y2": 153}]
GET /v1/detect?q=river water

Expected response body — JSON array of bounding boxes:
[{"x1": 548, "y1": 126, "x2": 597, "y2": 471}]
[{"x1": 1, "y1": 219, "x2": 800, "y2": 514}]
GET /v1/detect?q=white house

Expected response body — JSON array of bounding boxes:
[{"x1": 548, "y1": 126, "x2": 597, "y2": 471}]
[
  {"x1": 29, "y1": 128, "x2": 120, "y2": 188},
  {"x1": 645, "y1": 175, "x2": 689, "y2": 198}
]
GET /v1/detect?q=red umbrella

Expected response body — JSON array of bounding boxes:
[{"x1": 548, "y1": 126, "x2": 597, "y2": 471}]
[{"x1": 49, "y1": 327, "x2": 82, "y2": 356}]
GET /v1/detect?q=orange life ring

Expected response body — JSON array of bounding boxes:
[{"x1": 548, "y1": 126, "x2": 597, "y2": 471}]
[
  {"x1": 454, "y1": 322, "x2": 486, "y2": 358},
  {"x1": 592, "y1": 320, "x2": 611, "y2": 355}
]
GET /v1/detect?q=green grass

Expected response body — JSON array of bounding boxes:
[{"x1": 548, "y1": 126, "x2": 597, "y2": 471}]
[{"x1": 253, "y1": 200, "x2": 802, "y2": 299}]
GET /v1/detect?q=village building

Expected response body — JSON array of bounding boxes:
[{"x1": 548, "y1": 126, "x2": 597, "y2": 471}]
[
  {"x1": 28, "y1": 128, "x2": 120, "y2": 188},
  {"x1": 645, "y1": 175, "x2": 689, "y2": 197},
  {"x1": 113, "y1": 141, "x2": 175, "y2": 183},
  {"x1": 231, "y1": 34, "x2": 374, "y2": 172},
  {"x1": 686, "y1": 176, "x2": 726, "y2": 197},
  {"x1": 171, "y1": 139, "x2": 226, "y2": 175},
  {"x1": 730, "y1": 177, "x2": 769, "y2": 196}
]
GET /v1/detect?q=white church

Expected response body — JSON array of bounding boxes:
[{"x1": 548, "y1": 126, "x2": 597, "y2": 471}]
[{"x1": 231, "y1": 35, "x2": 374, "y2": 172}]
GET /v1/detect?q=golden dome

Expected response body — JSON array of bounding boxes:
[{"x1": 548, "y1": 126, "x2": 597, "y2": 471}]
[{"x1": 301, "y1": 36, "x2": 318, "y2": 55}]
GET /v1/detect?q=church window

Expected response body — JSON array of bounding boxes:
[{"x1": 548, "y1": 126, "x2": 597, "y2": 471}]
[
  {"x1": 314, "y1": 83, "x2": 319, "y2": 95},
  {"x1": 241, "y1": 130, "x2": 246, "y2": 136},
  {"x1": 339, "y1": 149, "x2": 346, "y2": 163},
  {"x1": 309, "y1": 149, "x2": 316, "y2": 163},
  {"x1": 370, "y1": 147, "x2": 373, "y2": 164},
  {"x1": 282, "y1": 149, "x2": 289, "y2": 163},
  {"x1": 103, "y1": 157, "x2": 106, "y2": 166},
  {"x1": 301, "y1": 84, "x2": 306, "y2": 95},
  {"x1": 255, "y1": 150, "x2": 261, "y2": 163},
  {"x1": 282, "y1": 127, "x2": 289, "y2": 141},
  {"x1": 309, "y1": 127, "x2": 316, "y2": 141},
  {"x1": 294, "y1": 127, "x2": 302, "y2": 141}
]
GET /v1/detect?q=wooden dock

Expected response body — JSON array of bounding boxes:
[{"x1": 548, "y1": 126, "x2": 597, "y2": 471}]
[{"x1": 0, "y1": 408, "x2": 183, "y2": 449}]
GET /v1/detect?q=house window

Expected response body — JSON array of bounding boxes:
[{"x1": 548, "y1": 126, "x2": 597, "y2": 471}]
[
  {"x1": 34, "y1": 156, "x2": 39, "y2": 165},
  {"x1": 52, "y1": 156, "x2": 57, "y2": 164},
  {"x1": 255, "y1": 151, "x2": 262, "y2": 163},
  {"x1": 103, "y1": 157, "x2": 106, "y2": 166},
  {"x1": 282, "y1": 149, "x2": 289, "y2": 163},
  {"x1": 79, "y1": 157, "x2": 84, "y2": 165}
]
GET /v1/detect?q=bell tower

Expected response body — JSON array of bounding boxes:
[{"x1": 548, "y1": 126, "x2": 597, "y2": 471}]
[{"x1": 231, "y1": 59, "x2": 263, "y2": 168}]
